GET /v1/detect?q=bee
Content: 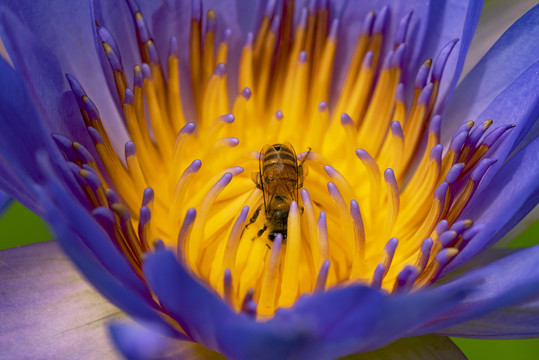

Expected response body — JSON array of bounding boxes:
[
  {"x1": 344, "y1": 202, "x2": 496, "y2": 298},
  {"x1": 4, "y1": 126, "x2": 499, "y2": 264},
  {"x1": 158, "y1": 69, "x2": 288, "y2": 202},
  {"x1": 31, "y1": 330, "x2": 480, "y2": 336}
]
[{"x1": 247, "y1": 143, "x2": 310, "y2": 241}]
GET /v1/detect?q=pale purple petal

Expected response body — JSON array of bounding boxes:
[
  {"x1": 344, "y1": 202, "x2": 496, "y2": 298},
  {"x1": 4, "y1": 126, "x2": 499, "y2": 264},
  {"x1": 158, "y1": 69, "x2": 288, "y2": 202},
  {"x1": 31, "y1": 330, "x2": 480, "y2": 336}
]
[
  {"x1": 419, "y1": 244, "x2": 539, "y2": 334},
  {"x1": 334, "y1": 0, "x2": 482, "y2": 109},
  {"x1": 0, "y1": 57, "x2": 81, "y2": 215},
  {"x1": 0, "y1": 1, "x2": 128, "y2": 152},
  {"x1": 0, "y1": 242, "x2": 123, "y2": 359},
  {"x1": 443, "y1": 4, "x2": 539, "y2": 142},
  {"x1": 423, "y1": 0, "x2": 483, "y2": 115},
  {"x1": 447, "y1": 136, "x2": 539, "y2": 273},
  {"x1": 0, "y1": 189, "x2": 13, "y2": 216},
  {"x1": 438, "y1": 296, "x2": 539, "y2": 339},
  {"x1": 143, "y1": 247, "x2": 236, "y2": 351},
  {"x1": 461, "y1": 0, "x2": 538, "y2": 76},
  {"x1": 109, "y1": 321, "x2": 225, "y2": 360}
]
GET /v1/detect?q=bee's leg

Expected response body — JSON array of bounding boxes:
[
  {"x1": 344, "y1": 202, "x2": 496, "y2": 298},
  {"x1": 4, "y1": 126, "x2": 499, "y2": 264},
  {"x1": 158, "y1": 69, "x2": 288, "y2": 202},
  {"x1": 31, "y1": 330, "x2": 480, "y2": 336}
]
[
  {"x1": 246, "y1": 205, "x2": 262, "y2": 228},
  {"x1": 265, "y1": 243, "x2": 272, "y2": 250},
  {"x1": 257, "y1": 224, "x2": 268, "y2": 237},
  {"x1": 298, "y1": 147, "x2": 312, "y2": 188},
  {"x1": 298, "y1": 147, "x2": 312, "y2": 167}
]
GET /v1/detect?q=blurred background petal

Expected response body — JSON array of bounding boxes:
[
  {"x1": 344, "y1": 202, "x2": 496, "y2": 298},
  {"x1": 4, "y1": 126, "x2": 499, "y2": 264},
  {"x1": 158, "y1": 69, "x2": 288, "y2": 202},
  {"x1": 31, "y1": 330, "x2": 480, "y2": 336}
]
[{"x1": 0, "y1": 241, "x2": 123, "y2": 359}]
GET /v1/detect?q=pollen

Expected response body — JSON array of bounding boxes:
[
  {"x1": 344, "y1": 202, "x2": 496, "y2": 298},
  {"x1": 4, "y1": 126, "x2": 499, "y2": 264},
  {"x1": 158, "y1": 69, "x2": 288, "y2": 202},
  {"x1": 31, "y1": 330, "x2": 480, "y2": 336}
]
[{"x1": 55, "y1": 1, "x2": 513, "y2": 320}]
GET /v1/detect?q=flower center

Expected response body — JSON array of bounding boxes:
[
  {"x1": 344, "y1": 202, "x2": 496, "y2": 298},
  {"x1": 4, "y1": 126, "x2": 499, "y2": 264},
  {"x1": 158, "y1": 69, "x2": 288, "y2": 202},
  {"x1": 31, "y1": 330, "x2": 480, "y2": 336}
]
[{"x1": 55, "y1": 1, "x2": 512, "y2": 318}]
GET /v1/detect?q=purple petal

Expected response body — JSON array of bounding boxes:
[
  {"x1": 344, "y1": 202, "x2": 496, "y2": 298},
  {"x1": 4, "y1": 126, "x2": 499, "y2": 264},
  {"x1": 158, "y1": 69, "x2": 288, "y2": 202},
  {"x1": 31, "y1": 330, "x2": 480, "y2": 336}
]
[
  {"x1": 0, "y1": 57, "x2": 79, "y2": 215},
  {"x1": 109, "y1": 321, "x2": 169, "y2": 360},
  {"x1": 91, "y1": 0, "x2": 151, "y2": 113},
  {"x1": 201, "y1": 0, "x2": 244, "y2": 105},
  {"x1": 0, "y1": 56, "x2": 58, "y2": 182},
  {"x1": 442, "y1": 248, "x2": 520, "y2": 278},
  {"x1": 144, "y1": 247, "x2": 318, "y2": 359},
  {"x1": 224, "y1": 284, "x2": 471, "y2": 358},
  {"x1": 143, "y1": 247, "x2": 473, "y2": 358},
  {"x1": 422, "y1": 0, "x2": 483, "y2": 115},
  {"x1": 0, "y1": 242, "x2": 123, "y2": 359},
  {"x1": 143, "y1": 247, "x2": 235, "y2": 350},
  {"x1": 420, "y1": 244, "x2": 539, "y2": 334},
  {"x1": 461, "y1": 0, "x2": 538, "y2": 76},
  {"x1": 334, "y1": 0, "x2": 482, "y2": 108},
  {"x1": 334, "y1": 1, "x2": 428, "y2": 96},
  {"x1": 446, "y1": 136, "x2": 539, "y2": 273},
  {"x1": 0, "y1": 8, "x2": 88, "y2": 149},
  {"x1": 43, "y1": 203, "x2": 183, "y2": 339},
  {"x1": 235, "y1": 0, "x2": 261, "y2": 34},
  {"x1": 32, "y1": 154, "x2": 183, "y2": 339},
  {"x1": 37, "y1": 159, "x2": 152, "y2": 302},
  {"x1": 109, "y1": 321, "x2": 225, "y2": 360},
  {"x1": 0, "y1": 158, "x2": 41, "y2": 215},
  {"x1": 0, "y1": 189, "x2": 13, "y2": 216},
  {"x1": 466, "y1": 60, "x2": 539, "y2": 189},
  {"x1": 148, "y1": 0, "x2": 193, "y2": 117},
  {"x1": 443, "y1": 5, "x2": 539, "y2": 143},
  {"x1": 438, "y1": 295, "x2": 539, "y2": 339},
  {"x1": 92, "y1": 0, "x2": 141, "y2": 80},
  {"x1": 0, "y1": 2, "x2": 128, "y2": 151}
]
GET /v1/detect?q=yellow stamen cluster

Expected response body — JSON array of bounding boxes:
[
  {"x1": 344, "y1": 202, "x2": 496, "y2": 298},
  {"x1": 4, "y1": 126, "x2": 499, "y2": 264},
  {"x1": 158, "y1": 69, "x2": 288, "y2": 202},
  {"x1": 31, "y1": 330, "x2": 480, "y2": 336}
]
[{"x1": 59, "y1": 2, "x2": 507, "y2": 319}]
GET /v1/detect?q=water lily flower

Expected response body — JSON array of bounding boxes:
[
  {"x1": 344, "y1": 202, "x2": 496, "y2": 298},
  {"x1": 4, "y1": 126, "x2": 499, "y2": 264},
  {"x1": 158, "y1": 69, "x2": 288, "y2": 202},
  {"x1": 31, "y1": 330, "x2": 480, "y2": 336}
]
[{"x1": 1, "y1": 0, "x2": 538, "y2": 359}]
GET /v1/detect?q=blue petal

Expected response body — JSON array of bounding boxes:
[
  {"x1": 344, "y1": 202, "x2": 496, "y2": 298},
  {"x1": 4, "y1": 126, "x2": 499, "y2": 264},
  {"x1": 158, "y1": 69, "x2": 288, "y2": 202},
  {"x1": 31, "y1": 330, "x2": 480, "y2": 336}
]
[
  {"x1": 0, "y1": 56, "x2": 78, "y2": 215},
  {"x1": 109, "y1": 321, "x2": 225, "y2": 360},
  {"x1": 149, "y1": 0, "x2": 198, "y2": 121},
  {"x1": 419, "y1": 244, "x2": 539, "y2": 334},
  {"x1": 143, "y1": 248, "x2": 473, "y2": 358},
  {"x1": 43, "y1": 200, "x2": 183, "y2": 339},
  {"x1": 148, "y1": 0, "x2": 191, "y2": 85},
  {"x1": 235, "y1": 0, "x2": 261, "y2": 35},
  {"x1": 0, "y1": 189, "x2": 13, "y2": 217},
  {"x1": 109, "y1": 321, "x2": 172, "y2": 360},
  {"x1": 437, "y1": 296, "x2": 539, "y2": 339},
  {"x1": 344, "y1": 335, "x2": 466, "y2": 360},
  {"x1": 144, "y1": 247, "x2": 317, "y2": 359},
  {"x1": 143, "y1": 247, "x2": 235, "y2": 350},
  {"x1": 334, "y1": 0, "x2": 482, "y2": 110},
  {"x1": 200, "y1": 0, "x2": 244, "y2": 106},
  {"x1": 445, "y1": 136, "x2": 539, "y2": 274},
  {"x1": 443, "y1": 4, "x2": 539, "y2": 142},
  {"x1": 0, "y1": 2, "x2": 128, "y2": 152},
  {"x1": 0, "y1": 56, "x2": 57, "y2": 183},
  {"x1": 92, "y1": 0, "x2": 141, "y2": 89},
  {"x1": 0, "y1": 8, "x2": 88, "y2": 148},
  {"x1": 0, "y1": 158, "x2": 41, "y2": 215},
  {"x1": 467, "y1": 60, "x2": 539, "y2": 188},
  {"x1": 439, "y1": 250, "x2": 539, "y2": 340},
  {"x1": 442, "y1": 248, "x2": 520, "y2": 279},
  {"x1": 421, "y1": 0, "x2": 483, "y2": 115},
  {"x1": 0, "y1": 242, "x2": 123, "y2": 359},
  {"x1": 149, "y1": 0, "x2": 240, "y2": 120},
  {"x1": 36, "y1": 155, "x2": 153, "y2": 302},
  {"x1": 334, "y1": 1, "x2": 429, "y2": 97},
  {"x1": 221, "y1": 282, "x2": 472, "y2": 358}
]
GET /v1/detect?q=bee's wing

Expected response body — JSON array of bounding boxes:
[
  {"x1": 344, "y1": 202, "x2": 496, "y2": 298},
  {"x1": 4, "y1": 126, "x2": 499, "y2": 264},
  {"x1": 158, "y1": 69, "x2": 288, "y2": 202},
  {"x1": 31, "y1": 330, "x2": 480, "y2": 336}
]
[
  {"x1": 278, "y1": 142, "x2": 300, "y2": 202},
  {"x1": 259, "y1": 144, "x2": 275, "y2": 212},
  {"x1": 280, "y1": 142, "x2": 296, "y2": 157}
]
